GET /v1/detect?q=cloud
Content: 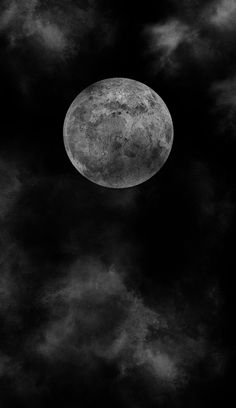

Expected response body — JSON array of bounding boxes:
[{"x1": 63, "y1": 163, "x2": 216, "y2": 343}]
[
  {"x1": 208, "y1": 0, "x2": 236, "y2": 28},
  {"x1": 0, "y1": 160, "x2": 227, "y2": 404},
  {"x1": 192, "y1": 161, "x2": 233, "y2": 218},
  {"x1": 0, "y1": 0, "x2": 116, "y2": 103},
  {"x1": 0, "y1": 0, "x2": 114, "y2": 60},
  {"x1": 212, "y1": 76, "x2": 236, "y2": 111},
  {"x1": 143, "y1": 1, "x2": 236, "y2": 76},
  {"x1": 38, "y1": 260, "x2": 159, "y2": 369},
  {"x1": 143, "y1": 17, "x2": 216, "y2": 75},
  {"x1": 211, "y1": 76, "x2": 236, "y2": 133},
  {"x1": 28, "y1": 18, "x2": 68, "y2": 52},
  {"x1": 148, "y1": 20, "x2": 191, "y2": 55},
  {"x1": 144, "y1": 20, "x2": 194, "y2": 72},
  {"x1": 0, "y1": 352, "x2": 11, "y2": 376},
  {"x1": 0, "y1": 159, "x2": 21, "y2": 218},
  {"x1": 0, "y1": 160, "x2": 27, "y2": 349},
  {"x1": 35, "y1": 258, "x2": 224, "y2": 394},
  {"x1": 0, "y1": 0, "x2": 68, "y2": 56}
]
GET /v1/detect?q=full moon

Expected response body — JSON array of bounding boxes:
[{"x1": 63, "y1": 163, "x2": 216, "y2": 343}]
[{"x1": 63, "y1": 78, "x2": 173, "y2": 188}]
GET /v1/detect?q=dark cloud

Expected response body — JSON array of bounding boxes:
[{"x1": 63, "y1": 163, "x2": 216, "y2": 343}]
[
  {"x1": 190, "y1": 160, "x2": 233, "y2": 231},
  {"x1": 0, "y1": 159, "x2": 21, "y2": 218},
  {"x1": 207, "y1": 0, "x2": 236, "y2": 29},
  {"x1": 0, "y1": 253, "x2": 225, "y2": 404},
  {"x1": 143, "y1": 20, "x2": 196, "y2": 73},
  {"x1": 0, "y1": 0, "x2": 71, "y2": 56},
  {"x1": 211, "y1": 76, "x2": 236, "y2": 134},
  {"x1": 0, "y1": 0, "x2": 114, "y2": 59},
  {"x1": 143, "y1": 22, "x2": 214, "y2": 75},
  {"x1": 0, "y1": 0, "x2": 116, "y2": 101},
  {"x1": 0, "y1": 158, "x2": 227, "y2": 406},
  {"x1": 0, "y1": 159, "x2": 22, "y2": 313},
  {"x1": 143, "y1": 0, "x2": 236, "y2": 76}
]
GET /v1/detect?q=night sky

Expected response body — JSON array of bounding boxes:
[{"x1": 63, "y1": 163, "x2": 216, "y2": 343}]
[{"x1": 0, "y1": 1, "x2": 235, "y2": 407}]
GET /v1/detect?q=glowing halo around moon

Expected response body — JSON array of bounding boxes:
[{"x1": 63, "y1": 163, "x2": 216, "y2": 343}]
[{"x1": 63, "y1": 78, "x2": 174, "y2": 188}]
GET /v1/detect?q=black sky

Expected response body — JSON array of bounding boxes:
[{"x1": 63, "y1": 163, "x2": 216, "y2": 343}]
[{"x1": 0, "y1": 1, "x2": 235, "y2": 408}]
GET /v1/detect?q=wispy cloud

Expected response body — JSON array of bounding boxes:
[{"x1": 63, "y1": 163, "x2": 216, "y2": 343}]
[
  {"x1": 143, "y1": 17, "x2": 216, "y2": 74},
  {"x1": 0, "y1": 0, "x2": 114, "y2": 60},
  {"x1": 0, "y1": 160, "x2": 26, "y2": 332},
  {"x1": 212, "y1": 76, "x2": 236, "y2": 111},
  {"x1": 149, "y1": 20, "x2": 191, "y2": 54},
  {"x1": 143, "y1": 0, "x2": 236, "y2": 76},
  {"x1": 0, "y1": 0, "x2": 69, "y2": 56},
  {"x1": 0, "y1": 159, "x2": 21, "y2": 218},
  {"x1": 36, "y1": 258, "x2": 224, "y2": 393},
  {"x1": 211, "y1": 76, "x2": 236, "y2": 134},
  {"x1": 144, "y1": 20, "x2": 195, "y2": 72},
  {"x1": 39, "y1": 260, "x2": 160, "y2": 371},
  {"x1": 209, "y1": 0, "x2": 236, "y2": 28}
]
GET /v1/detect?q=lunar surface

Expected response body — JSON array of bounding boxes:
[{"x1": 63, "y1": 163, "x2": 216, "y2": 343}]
[{"x1": 63, "y1": 78, "x2": 173, "y2": 188}]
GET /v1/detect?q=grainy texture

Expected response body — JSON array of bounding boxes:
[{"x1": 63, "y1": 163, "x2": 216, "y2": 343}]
[{"x1": 63, "y1": 78, "x2": 173, "y2": 188}]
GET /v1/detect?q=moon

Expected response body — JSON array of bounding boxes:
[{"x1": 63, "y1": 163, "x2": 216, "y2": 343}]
[{"x1": 63, "y1": 78, "x2": 173, "y2": 188}]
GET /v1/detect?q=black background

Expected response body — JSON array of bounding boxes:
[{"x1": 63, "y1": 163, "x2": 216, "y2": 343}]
[{"x1": 0, "y1": 1, "x2": 235, "y2": 407}]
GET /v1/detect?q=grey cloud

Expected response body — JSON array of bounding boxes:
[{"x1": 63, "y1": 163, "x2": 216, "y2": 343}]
[
  {"x1": 0, "y1": 352, "x2": 11, "y2": 377},
  {"x1": 0, "y1": 0, "x2": 114, "y2": 60},
  {"x1": 144, "y1": 20, "x2": 195, "y2": 73},
  {"x1": 143, "y1": 18, "x2": 215, "y2": 75},
  {"x1": 35, "y1": 258, "x2": 225, "y2": 393},
  {"x1": 100, "y1": 188, "x2": 140, "y2": 212},
  {"x1": 212, "y1": 76, "x2": 236, "y2": 112},
  {"x1": 170, "y1": 0, "x2": 236, "y2": 30},
  {"x1": 208, "y1": 0, "x2": 236, "y2": 28},
  {"x1": 0, "y1": 159, "x2": 21, "y2": 312},
  {"x1": 0, "y1": 159, "x2": 21, "y2": 218},
  {"x1": 143, "y1": 1, "x2": 236, "y2": 76},
  {"x1": 0, "y1": 159, "x2": 227, "y2": 401},
  {"x1": 211, "y1": 76, "x2": 236, "y2": 134},
  {"x1": 38, "y1": 259, "x2": 159, "y2": 367},
  {"x1": 189, "y1": 160, "x2": 234, "y2": 251},
  {"x1": 0, "y1": 241, "x2": 27, "y2": 319},
  {"x1": 147, "y1": 20, "x2": 192, "y2": 55},
  {"x1": 0, "y1": 160, "x2": 27, "y2": 328}
]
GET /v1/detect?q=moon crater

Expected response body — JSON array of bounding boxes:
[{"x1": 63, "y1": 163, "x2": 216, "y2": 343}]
[{"x1": 63, "y1": 78, "x2": 174, "y2": 188}]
